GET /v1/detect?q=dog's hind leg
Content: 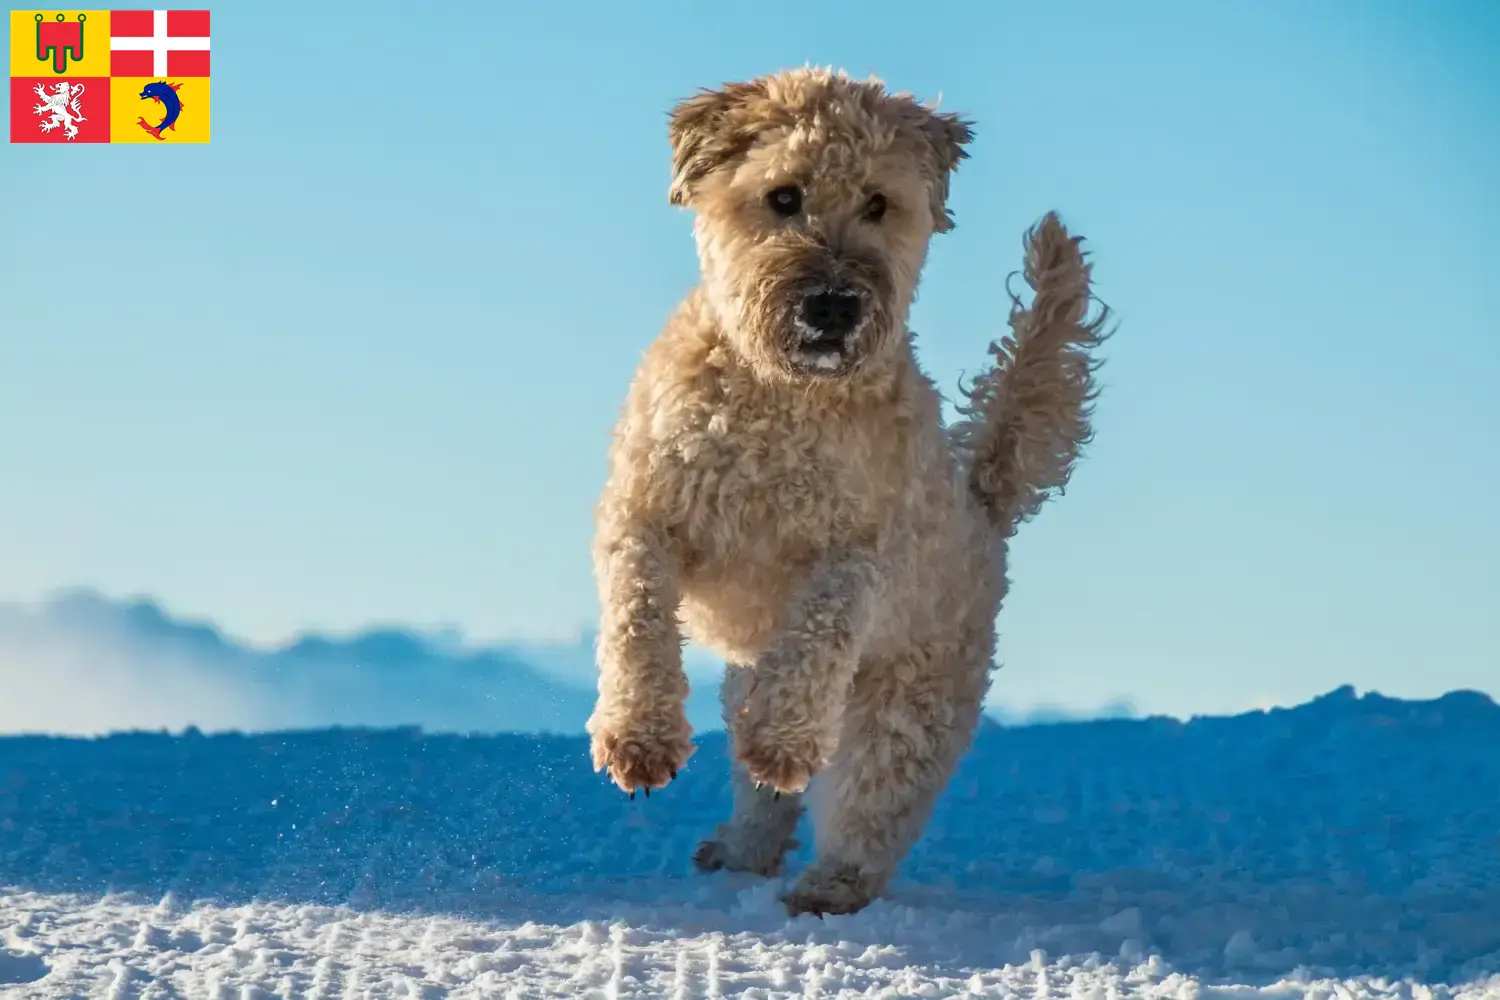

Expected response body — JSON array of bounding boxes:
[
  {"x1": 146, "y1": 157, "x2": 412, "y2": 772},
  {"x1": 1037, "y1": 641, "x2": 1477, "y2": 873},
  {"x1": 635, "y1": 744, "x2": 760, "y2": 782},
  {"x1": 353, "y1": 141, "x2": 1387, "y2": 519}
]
[
  {"x1": 693, "y1": 663, "x2": 804, "y2": 876},
  {"x1": 781, "y1": 633, "x2": 991, "y2": 916}
]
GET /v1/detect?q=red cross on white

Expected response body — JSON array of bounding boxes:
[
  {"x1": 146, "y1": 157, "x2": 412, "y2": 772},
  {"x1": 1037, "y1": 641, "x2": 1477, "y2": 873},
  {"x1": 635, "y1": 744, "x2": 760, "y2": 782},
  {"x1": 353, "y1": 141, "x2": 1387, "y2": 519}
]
[{"x1": 110, "y1": 10, "x2": 211, "y2": 78}]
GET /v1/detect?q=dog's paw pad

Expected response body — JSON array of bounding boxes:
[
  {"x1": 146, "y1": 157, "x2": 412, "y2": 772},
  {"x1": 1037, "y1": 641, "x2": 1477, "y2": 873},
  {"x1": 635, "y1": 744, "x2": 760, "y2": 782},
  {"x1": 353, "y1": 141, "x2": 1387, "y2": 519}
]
[
  {"x1": 782, "y1": 863, "x2": 878, "y2": 917},
  {"x1": 734, "y1": 737, "x2": 822, "y2": 795},
  {"x1": 590, "y1": 725, "x2": 694, "y2": 795},
  {"x1": 692, "y1": 837, "x2": 786, "y2": 877},
  {"x1": 692, "y1": 839, "x2": 728, "y2": 872}
]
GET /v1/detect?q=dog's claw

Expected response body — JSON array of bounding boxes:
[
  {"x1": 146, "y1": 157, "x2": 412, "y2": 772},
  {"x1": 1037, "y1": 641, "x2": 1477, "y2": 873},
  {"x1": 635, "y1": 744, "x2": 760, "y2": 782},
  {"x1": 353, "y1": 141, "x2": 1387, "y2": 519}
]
[
  {"x1": 629, "y1": 791, "x2": 635, "y2": 801},
  {"x1": 773, "y1": 790, "x2": 781, "y2": 800},
  {"x1": 589, "y1": 718, "x2": 696, "y2": 794},
  {"x1": 644, "y1": 787, "x2": 651, "y2": 799},
  {"x1": 670, "y1": 768, "x2": 677, "y2": 780}
]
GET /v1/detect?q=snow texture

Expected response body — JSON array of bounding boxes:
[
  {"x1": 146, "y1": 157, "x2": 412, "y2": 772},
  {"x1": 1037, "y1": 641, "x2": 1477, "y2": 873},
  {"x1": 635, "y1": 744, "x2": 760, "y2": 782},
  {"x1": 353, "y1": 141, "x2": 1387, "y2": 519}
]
[{"x1": 1, "y1": 685, "x2": 1497, "y2": 997}]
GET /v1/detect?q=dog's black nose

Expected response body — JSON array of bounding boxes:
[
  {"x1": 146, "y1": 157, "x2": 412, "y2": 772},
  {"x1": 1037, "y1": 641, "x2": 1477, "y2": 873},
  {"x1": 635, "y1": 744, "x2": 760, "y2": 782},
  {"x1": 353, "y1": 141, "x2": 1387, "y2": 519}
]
[{"x1": 800, "y1": 291, "x2": 862, "y2": 338}]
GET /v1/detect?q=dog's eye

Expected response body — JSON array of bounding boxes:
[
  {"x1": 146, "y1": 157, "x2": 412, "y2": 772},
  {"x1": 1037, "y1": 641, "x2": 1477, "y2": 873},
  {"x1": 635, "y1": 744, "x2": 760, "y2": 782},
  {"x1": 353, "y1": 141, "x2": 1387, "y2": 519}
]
[
  {"x1": 863, "y1": 193, "x2": 888, "y2": 223},
  {"x1": 766, "y1": 185, "x2": 802, "y2": 217}
]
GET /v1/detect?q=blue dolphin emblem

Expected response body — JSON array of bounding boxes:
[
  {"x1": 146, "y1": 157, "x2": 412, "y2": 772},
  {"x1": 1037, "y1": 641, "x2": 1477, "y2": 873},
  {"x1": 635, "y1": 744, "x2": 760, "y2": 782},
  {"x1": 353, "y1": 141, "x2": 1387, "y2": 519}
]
[{"x1": 137, "y1": 81, "x2": 183, "y2": 140}]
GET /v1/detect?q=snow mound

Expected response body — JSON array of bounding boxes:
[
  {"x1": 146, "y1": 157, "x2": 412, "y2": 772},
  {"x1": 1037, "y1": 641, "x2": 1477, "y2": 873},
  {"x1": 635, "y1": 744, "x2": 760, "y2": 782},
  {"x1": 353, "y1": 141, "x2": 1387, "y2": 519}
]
[{"x1": 1, "y1": 686, "x2": 1497, "y2": 997}]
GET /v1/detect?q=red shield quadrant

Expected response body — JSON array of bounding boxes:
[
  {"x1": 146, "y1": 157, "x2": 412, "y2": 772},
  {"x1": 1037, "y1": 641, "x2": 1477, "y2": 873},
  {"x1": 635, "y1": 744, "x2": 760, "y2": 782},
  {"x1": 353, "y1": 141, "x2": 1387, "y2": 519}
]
[
  {"x1": 35, "y1": 14, "x2": 84, "y2": 73},
  {"x1": 109, "y1": 9, "x2": 211, "y2": 78},
  {"x1": 9, "y1": 76, "x2": 111, "y2": 143}
]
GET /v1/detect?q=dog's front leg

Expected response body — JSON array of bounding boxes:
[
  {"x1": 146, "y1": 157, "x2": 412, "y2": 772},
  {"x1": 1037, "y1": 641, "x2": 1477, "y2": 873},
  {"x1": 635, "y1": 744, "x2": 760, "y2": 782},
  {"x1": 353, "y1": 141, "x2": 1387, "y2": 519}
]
[
  {"x1": 586, "y1": 522, "x2": 695, "y2": 795},
  {"x1": 732, "y1": 553, "x2": 883, "y2": 795}
]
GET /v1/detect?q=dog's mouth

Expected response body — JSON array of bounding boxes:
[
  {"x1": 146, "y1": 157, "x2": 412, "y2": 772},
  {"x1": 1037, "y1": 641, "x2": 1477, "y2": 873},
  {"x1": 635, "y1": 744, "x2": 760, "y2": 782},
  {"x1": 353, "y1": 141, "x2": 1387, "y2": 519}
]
[
  {"x1": 790, "y1": 330, "x2": 852, "y2": 373},
  {"x1": 787, "y1": 289, "x2": 865, "y2": 377},
  {"x1": 788, "y1": 330, "x2": 863, "y2": 379}
]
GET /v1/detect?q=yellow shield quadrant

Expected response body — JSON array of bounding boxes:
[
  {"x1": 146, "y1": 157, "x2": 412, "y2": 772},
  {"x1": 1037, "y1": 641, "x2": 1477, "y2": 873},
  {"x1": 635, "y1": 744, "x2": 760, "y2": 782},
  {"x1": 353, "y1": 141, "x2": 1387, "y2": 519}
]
[
  {"x1": 110, "y1": 74, "x2": 209, "y2": 143},
  {"x1": 10, "y1": 9, "x2": 111, "y2": 78}
]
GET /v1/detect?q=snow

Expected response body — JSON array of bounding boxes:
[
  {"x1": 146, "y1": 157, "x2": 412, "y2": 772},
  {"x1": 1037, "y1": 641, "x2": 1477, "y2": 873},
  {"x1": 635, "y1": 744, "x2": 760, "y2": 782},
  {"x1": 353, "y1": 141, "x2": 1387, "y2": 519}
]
[{"x1": 2, "y1": 685, "x2": 1498, "y2": 997}]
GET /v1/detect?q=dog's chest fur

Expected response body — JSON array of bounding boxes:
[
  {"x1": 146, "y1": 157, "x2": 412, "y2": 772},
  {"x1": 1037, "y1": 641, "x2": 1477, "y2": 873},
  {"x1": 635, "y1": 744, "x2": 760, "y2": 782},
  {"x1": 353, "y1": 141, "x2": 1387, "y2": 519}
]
[
  {"x1": 639, "y1": 334, "x2": 937, "y2": 660},
  {"x1": 690, "y1": 361, "x2": 906, "y2": 535}
]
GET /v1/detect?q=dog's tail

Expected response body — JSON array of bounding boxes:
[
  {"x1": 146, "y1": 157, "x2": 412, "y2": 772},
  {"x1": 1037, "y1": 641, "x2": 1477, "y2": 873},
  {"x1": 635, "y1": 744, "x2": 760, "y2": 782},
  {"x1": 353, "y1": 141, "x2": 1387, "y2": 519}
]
[{"x1": 951, "y1": 212, "x2": 1113, "y2": 537}]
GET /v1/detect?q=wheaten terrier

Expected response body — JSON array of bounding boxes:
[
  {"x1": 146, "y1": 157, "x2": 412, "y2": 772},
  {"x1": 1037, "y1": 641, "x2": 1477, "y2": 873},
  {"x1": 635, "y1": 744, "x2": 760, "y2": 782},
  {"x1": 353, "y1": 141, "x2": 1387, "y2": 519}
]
[{"x1": 586, "y1": 66, "x2": 1112, "y2": 917}]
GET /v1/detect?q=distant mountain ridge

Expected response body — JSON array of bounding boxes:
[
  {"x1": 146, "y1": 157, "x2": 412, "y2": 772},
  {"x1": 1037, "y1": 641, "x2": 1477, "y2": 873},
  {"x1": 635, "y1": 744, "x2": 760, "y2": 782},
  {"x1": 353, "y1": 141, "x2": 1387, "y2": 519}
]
[
  {"x1": 0, "y1": 589, "x2": 1143, "y2": 737},
  {"x1": 0, "y1": 590, "x2": 595, "y2": 736}
]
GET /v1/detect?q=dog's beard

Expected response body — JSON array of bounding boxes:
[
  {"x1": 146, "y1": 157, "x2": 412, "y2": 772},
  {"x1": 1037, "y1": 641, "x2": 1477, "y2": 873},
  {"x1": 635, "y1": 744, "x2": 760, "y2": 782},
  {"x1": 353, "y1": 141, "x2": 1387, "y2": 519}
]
[{"x1": 712, "y1": 245, "x2": 901, "y2": 383}]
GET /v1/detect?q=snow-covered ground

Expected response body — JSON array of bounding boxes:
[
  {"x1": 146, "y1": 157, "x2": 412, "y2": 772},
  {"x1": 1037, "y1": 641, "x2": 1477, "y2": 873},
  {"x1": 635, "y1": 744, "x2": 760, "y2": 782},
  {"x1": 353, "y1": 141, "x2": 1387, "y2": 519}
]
[{"x1": 2, "y1": 686, "x2": 1497, "y2": 998}]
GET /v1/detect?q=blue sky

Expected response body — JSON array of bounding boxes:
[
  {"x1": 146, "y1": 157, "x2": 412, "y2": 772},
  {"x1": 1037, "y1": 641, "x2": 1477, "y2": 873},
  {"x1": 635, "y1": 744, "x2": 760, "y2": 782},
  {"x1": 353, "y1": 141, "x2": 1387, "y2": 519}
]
[{"x1": 2, "y1": 0, "x2": 1496, "y2": 719}]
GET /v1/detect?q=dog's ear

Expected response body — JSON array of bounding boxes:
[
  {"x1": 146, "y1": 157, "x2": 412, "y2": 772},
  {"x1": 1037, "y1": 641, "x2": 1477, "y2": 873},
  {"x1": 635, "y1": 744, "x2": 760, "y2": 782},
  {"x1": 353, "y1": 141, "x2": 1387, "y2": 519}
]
[
  {"x1": 667, "y1": 81, "x2": 767, "y2": 208},
  {"x1": 893, "y1": 100, "x2": 974, "y2": 234},
  {"x1": 917, "y1": 109, "x2": 973, "y2": 234}
]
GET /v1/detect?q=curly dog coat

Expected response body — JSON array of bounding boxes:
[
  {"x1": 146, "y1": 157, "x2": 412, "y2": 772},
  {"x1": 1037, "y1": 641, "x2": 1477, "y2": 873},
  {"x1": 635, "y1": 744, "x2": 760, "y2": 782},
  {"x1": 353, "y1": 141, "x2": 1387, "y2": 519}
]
[{"x1": 586, "y1": 66, "x2": 1113, "y2": 916}]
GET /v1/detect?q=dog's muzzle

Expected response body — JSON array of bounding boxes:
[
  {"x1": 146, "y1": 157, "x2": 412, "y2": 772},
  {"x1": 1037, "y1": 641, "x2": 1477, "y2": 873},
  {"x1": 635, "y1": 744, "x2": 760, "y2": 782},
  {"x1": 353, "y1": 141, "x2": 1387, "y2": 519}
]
[{"x1": 792, "y1": 290, "x2": 863, "y2": 374}]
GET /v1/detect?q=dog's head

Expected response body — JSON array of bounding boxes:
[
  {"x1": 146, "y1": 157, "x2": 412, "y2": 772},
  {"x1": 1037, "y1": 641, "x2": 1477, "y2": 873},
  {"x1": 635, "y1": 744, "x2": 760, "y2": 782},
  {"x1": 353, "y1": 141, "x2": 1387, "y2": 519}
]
[{"x1": 666, "y1": 67, "x2": 972, "y2": 383}]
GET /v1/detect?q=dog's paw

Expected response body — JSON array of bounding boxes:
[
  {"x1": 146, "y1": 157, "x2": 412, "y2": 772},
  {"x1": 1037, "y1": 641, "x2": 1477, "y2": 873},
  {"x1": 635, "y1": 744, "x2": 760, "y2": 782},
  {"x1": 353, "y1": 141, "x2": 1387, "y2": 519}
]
[
  {"x1": 588, "y1": 712, "x2": 695, "y2": 796},
  {"x1": 731, "y1": 725, "x2": 824, "y2": 795},
  {"x1": 692, "y1": 835, "x2": 795, "y2": 877},
  {"x1": 781, "y1": 861, "x2": 880, "y2": 918}
]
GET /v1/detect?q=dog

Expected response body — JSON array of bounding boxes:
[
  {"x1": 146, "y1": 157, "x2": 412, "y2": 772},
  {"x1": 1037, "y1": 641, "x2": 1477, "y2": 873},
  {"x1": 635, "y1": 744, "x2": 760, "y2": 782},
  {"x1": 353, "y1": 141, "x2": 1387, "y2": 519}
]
[{"x1": 585, "y1": 66, "x2": 1112, "y2": 917}]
